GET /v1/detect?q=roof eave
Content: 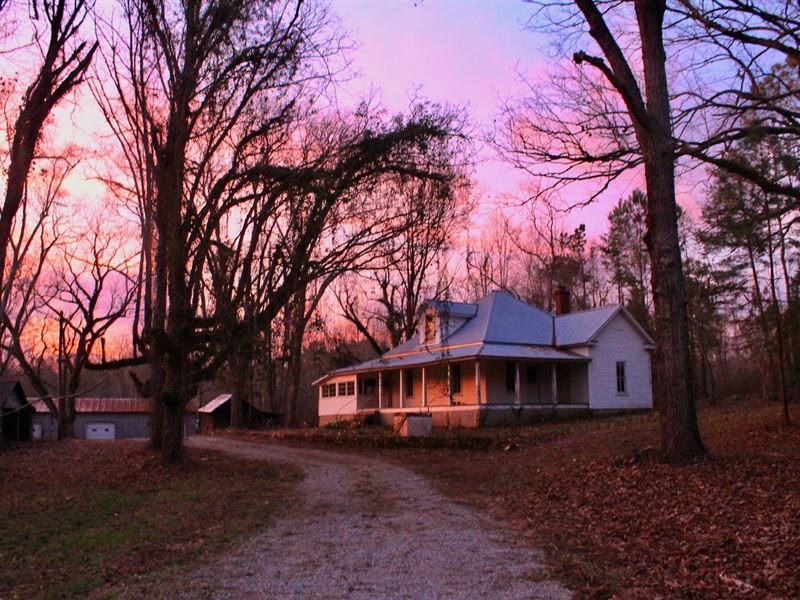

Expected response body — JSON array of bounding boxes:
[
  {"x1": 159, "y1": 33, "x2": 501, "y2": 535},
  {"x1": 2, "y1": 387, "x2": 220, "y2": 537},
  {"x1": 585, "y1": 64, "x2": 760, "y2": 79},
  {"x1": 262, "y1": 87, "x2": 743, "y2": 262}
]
[{"x1": 556, "y1": 340, "x2": 597, "y2": 349}]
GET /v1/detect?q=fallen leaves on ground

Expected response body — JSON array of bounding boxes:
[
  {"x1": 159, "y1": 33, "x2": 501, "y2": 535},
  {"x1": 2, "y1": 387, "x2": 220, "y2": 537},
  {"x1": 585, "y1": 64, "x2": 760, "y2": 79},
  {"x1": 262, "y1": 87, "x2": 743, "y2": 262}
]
[{"x1": 279, "y1": 401, "x2": 799, "y2": 599}]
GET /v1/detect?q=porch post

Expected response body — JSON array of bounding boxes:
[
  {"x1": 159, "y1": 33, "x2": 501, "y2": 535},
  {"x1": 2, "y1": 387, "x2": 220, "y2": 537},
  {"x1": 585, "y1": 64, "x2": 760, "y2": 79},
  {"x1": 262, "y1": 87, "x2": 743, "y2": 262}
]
[
  {"x1": 378, "y1": 371, "x2": 383, "y2": 409},
  {"x1": 475, "y1": 360, "x2": 482, "y2": 405},
  {"x1": 422, "y1": 366, "x2": 428, "y2": 407},
  {"x1": 447, "y1": 364, "x2": 454, "y2": 406},
  {"x1": 551, "y1": 363, "x2": 558, "y2": 405},
  {"x1": 515, "y1": 362, "x2": 521, "y2": 405},
  {"x1": 399, "y1": 369, "x2": 405, "y2": 409},
  {"x1": 355, "y1": 375, "x2": 360, "y2": 410}
]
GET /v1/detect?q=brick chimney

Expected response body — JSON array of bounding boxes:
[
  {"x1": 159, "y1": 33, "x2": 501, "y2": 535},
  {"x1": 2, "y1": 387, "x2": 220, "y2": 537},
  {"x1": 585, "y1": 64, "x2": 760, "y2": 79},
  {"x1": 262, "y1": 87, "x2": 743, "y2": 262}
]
[{"x1": 554, "y1": 285, "x2": 571, "y2": 315}]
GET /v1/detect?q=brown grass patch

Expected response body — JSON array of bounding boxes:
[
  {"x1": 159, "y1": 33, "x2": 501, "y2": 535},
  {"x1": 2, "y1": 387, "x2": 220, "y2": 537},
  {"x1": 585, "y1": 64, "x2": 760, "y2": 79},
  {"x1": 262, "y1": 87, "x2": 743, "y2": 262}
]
[{"x1": 0, "y1": 440, "x2": 299, "y2": 599}]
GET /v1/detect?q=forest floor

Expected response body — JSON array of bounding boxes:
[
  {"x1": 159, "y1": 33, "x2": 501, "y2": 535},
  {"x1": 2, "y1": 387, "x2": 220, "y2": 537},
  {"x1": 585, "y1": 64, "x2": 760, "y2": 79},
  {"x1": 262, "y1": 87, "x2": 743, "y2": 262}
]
[
  {"x1": 254, "y1": 400, "x2": 800, "y2": 599},
  {"x1": 0, "y1": 439, "x2": 299, "y2": 599}
]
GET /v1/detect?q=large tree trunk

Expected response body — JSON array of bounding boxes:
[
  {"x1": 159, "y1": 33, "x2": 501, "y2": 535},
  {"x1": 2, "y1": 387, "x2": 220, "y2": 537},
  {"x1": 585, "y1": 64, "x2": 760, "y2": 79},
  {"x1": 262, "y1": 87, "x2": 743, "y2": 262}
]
[
  {"x1": 575, "y1": 0, "x2": 706, "y2": 463},
  {"x1": 229, "y1": 343, "x2": 251, "y2": 429},
  {"x1": 158, "y1": 283, "x2": 192, "y2": 461},
  {"x1": 284, "y1": 288, "x2": 307, "y2": 427},
  {"x1": 636, "y1": 0, "x2": 706, "y2": 463},
  {"x1": 644, "y1": 160, "x2": 705, "y2": 462},
  {"x1": 150, "y1": 396, "x2": 164, "y2": 450},
  {"x1": 161, "y1": 399, "x2": 187, "y2": 463}
]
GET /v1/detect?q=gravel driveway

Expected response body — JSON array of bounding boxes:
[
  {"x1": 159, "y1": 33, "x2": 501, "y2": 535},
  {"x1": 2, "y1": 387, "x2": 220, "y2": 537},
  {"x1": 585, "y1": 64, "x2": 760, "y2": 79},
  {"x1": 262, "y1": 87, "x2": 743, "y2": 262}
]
[{"x1": 183, "y1": 437, "x2": 571, "y2": 600}]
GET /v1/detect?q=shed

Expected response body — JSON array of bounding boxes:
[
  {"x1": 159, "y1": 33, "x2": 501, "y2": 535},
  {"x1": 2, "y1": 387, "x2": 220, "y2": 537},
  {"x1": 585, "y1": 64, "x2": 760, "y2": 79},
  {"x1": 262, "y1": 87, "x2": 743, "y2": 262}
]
[
  {"x1": 31, "y1": 397, "x2": 199, "y2": 440},
  {"x1": 0, "y1": 380, "x2": 32, "y2": 442},
  {"x1": 199, "y1": 394, "x2": 279, "y2": 433}
]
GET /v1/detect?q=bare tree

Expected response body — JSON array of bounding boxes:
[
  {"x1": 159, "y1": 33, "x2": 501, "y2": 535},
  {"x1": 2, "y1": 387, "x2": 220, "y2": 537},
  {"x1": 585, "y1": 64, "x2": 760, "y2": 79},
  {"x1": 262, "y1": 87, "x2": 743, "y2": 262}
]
[
  {"x1": 668, "y1": 1, "x2": 800, "y2": 202},
  {"x1": 503, "y1": 1, "x2": 705, "y2": 463},
  {"x1": 336, "y1": 175, "x2": 470, "y2": 354},
  {"x1": 0, "y1": 0, "x2": 97, "y2": 305},
  {"x1": 44, "y1": 215, "x2": 137, "y2": 436},
  {"x1": 464, "y1": 211, "x2": 523, "y2": 300},
  {"x1": 208, "y1": 106, "x2": 469, "y2": 428},
  {"x1": 94, "y1": 0, "x2": 350, "y2": 460}
]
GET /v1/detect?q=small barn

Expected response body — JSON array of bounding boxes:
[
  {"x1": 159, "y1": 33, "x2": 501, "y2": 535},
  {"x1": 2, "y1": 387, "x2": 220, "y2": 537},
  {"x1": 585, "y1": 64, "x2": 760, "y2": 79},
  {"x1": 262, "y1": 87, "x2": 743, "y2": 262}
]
[
  {"x1": 31, "y1": 397, "x2": 199, "y2": 440},
  {"x1": 199, "y1": 393, "x2": 279, "y2": 433},
  {"x1": 0, "y1": 380, "x2": 32, "y2": 442}
]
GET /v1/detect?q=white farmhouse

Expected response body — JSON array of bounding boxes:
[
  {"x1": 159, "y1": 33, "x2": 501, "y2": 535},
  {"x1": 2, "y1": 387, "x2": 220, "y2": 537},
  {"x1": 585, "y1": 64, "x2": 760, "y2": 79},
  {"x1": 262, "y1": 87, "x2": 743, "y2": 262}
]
[{"x1": 314, "y1": 290, "x2": 654, "y2": 428}]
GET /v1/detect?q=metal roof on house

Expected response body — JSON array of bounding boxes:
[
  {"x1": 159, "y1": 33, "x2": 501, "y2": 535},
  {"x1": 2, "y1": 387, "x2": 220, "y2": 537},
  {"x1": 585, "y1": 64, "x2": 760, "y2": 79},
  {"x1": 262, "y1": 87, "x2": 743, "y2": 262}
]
[
  {"x1": 198, "y1": 393, "x2": 232, "y2": 414},
  {"x1": 318, "y1": 342, "x2": 587, "y2": 381},
  {"x1": 555, "y1": 305, "x2": 621, "y2": 346},
  {"x1": 31, "y1": 397, "x2": 199, "y2": 414},
  {"x1": 419, "y1": 299, "x2": 478, "y2": 318},
  {"x1": 555, "y1": 305, "x2": 655, "y2": 347},
  {"x1": 477, "y1": 343, "x2": 587, "y2": 361},
  {"x1": 316, "y1": 291, "x2": 650, "y2": 384},
  {"x1": 388, "y1": 291, "x2": 555, "y2": 355}
]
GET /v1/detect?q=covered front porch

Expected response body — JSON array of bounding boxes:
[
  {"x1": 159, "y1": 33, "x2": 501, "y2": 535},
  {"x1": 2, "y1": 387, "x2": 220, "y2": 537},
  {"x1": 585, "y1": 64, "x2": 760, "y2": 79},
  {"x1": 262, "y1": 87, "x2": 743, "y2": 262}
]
[{"x1": 318, "y1": 358, "x2": 590, "y2": 427}]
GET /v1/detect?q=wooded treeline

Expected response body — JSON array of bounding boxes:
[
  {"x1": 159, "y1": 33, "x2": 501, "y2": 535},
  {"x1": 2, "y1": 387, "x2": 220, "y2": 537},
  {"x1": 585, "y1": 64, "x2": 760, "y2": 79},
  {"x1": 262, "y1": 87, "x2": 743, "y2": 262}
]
[{"x1": 0, "y1": 0, "x2": 797, "y2": 462}]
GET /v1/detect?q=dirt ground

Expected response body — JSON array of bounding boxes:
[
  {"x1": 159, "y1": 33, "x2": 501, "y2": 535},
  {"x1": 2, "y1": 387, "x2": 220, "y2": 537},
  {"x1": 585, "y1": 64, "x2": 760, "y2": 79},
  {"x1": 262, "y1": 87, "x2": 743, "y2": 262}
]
[
  {"x1": 256, "y1": 401, "x2": 800, "y2": 599},
  {"x1": 377, "y1": 403, "x2": 800, "y2": 599},
  {"x1": 4, "y1": 400, "x2": 796, "y2": 600},
  {"x1": 179, "y1": 436, "x2": 571, "y2": 600}
]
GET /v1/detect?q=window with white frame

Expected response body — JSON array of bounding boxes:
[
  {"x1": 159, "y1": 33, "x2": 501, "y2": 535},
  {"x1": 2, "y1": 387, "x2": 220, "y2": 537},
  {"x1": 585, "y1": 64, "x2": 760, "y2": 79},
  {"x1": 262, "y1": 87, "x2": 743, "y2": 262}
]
[
  {"x1": 616, "y1": 361, "x2": 626, "y2": 394},
  {"x1": 346, "y1": 381, "x2": 355, "y2": 395}
]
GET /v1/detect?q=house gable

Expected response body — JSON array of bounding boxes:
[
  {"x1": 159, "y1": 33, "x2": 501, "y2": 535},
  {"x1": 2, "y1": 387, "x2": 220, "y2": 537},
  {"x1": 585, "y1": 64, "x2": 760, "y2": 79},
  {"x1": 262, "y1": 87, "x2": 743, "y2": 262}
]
[
  {"x1": 555, "y1": 305, "x2": 654, "y2": 348},
  {"x1": 585, "y1": 311, "x2": 653, "y2": 410},
  {"x1": 416, "y1": 300, "x2": 477, "y2": 348}
]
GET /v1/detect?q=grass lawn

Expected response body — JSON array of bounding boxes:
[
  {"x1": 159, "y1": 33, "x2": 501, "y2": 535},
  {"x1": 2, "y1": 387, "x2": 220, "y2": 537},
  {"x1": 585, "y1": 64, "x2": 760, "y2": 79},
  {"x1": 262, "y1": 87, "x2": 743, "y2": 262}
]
[
  {"x1": 271, "y1": 401, "x2": 800, "y2": 599},
  {"x1": 0, "y1": 440, "x2": 299, "y2": 599}
]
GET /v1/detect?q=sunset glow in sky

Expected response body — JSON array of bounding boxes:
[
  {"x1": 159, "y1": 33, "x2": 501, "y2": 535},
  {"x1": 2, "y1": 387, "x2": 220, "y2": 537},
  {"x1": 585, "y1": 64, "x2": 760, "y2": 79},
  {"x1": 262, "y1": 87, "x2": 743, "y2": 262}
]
[
  {"x1": 332, "y1": 0, "x2": 641, "y2": 236},
  {"x1": 330, "y1": 0, "x2": 703, "y2": 236},
  {"x1": 46, "y1": 0, "x2": 703, "y2": 242}
]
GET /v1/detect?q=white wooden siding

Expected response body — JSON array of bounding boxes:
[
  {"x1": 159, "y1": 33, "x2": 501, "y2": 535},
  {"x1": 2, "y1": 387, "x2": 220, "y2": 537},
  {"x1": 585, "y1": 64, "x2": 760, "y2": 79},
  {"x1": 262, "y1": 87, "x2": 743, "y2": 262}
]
[
  {"x1": 318, "y1": 375, "x2": 358, "y2": 416},
  {"x1": 586, "y1": 313, "x2": 653, "y2": 409}
]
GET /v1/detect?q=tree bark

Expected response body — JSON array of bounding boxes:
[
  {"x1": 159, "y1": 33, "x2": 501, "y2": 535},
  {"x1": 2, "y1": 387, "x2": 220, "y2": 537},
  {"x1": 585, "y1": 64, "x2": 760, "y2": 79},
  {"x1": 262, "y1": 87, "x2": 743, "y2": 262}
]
[
  {"x1": 636, "y1": 0, "x2": 706, "y2": 463},
  {"x1": 574, "y1": 0, "x2": 706, "y2": 463},
  {"x1": 150, "y1": 396, "x2": 164, "y2": 449},
  {"x1": 284, "y1": 287, "x2": 307, "y2": 427},
  {"x1": 229, "y1": 342, "x2": 250, "y2": 429},
  {"x1": 161, "y1": 399, "x2": 187, "y2": 463}
]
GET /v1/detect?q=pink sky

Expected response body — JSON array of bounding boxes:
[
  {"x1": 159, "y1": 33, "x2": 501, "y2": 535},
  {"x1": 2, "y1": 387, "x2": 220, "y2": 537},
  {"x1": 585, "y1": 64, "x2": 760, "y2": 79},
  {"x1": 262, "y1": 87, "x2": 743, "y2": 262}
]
[
  {"x1": 46, "y1": 0, "x2": 706, "y2": 241},
  {"x1": 332, "y1": 0, "x2": 703, "y2": 238}
]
